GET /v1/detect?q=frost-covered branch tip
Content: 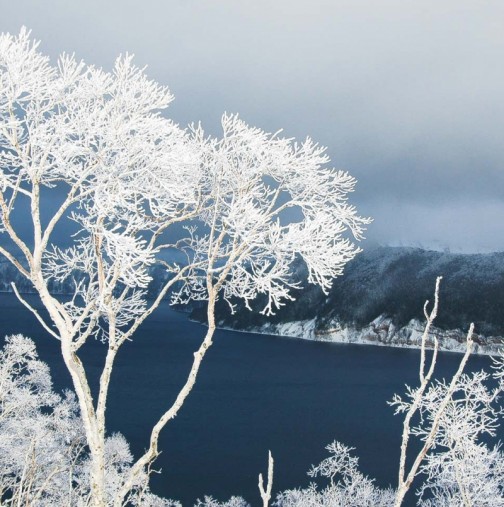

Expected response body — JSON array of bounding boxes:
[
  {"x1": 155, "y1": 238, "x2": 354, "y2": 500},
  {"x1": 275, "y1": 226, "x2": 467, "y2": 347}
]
[{"x1": 258, "y1": 451, "x2": 274, "y2": 507}]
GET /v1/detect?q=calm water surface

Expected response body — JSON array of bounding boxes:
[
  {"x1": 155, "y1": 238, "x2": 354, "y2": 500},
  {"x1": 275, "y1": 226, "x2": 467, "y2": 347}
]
[{"x1": 0, "y1": 293, "x2": 493, "y2": 506}]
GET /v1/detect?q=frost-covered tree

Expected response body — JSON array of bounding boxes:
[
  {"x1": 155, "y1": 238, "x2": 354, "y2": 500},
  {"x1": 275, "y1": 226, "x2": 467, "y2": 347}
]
[
  {"x1": 388, "y1": 277, "x2": 477, "y2": 506},
  {"x1": 194, "y1": 496, "x2": 250, "y2": 507},
  {"x1": 0, "y1": 335, "x2": 175, "y2": 506},
  {"x1": 275, "y1": 279, "x2": 504, "y2": 506},
  {"x1": 414, "y1": 354, "x2": 504, "y2": 506},
  {"x1": 390, "y1": 336, "x2": 504, "y2": 506},
  {"x1": 274, "y1": 441, "x2": 395, "y2": 506},
  {"x1": 0, "y1": 28, "x2": 369, "y2": 505},
  {"x1": 0, "y1": 334, "x2": 84, "y2": 505}
]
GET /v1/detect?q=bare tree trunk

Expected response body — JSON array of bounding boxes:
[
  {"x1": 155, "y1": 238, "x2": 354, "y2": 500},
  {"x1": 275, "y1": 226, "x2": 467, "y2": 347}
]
[{"x1": 31, "y1": 273, "x2": 107, "y2": 505}]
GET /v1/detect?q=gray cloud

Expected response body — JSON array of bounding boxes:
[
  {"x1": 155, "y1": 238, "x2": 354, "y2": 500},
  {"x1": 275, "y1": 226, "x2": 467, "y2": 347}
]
[{"x1": 2, "y1": 0, "x2": 504, "y2": 251}]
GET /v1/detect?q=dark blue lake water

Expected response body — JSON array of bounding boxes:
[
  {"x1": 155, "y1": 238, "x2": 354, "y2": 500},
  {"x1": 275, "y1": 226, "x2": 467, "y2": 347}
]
[{"x1": 0, "y1": 292, "x2": 493, "y2": 506}]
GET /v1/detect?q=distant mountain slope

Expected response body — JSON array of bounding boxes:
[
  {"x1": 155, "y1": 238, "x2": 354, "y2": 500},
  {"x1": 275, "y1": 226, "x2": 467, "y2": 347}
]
[
  {"x1": 2, "y1": 246, "x2": 503, "y2": 353},
  {"x1": 192, "y1": 246, "x2": 504, "y2": 353}
]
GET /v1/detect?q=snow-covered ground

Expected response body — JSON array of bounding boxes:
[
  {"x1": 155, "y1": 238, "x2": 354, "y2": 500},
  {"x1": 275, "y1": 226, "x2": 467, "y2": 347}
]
[{"x1": 222, "y1": 315, "x2": 502, "y2": 356}]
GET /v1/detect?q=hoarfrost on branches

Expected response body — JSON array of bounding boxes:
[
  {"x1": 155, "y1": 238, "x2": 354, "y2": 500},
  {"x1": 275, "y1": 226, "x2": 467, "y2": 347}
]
[
  {"x1": 194, "y1": 496, "x2": 250, "y2": 507},
  {"x1": 177, "y1": 114, "x2": 369, "y2": 315},
  {"x1": 274, "y1": 441, "x2": 394, "y2": 507},
  {"x1": 0, "y1": 28, "x2": 369, "y2": 505},
  {"x1": 2, "y1": 26, "x2": 504, "y2": 507},
  {"x1": 275, "y1": 280, "x2": 504, "y2": 507},
  {"x1": 0, "y1": 335, "x2": 172, "y2": 506},
  {"x1": 413, "y1": 354, "x2": 504, "y2": 506}
]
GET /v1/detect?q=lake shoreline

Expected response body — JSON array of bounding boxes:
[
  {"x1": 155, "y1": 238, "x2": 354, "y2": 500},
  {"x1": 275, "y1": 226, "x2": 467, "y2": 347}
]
[{"x1": 199, "y1": 317, "x2": 503, "y2": 357}]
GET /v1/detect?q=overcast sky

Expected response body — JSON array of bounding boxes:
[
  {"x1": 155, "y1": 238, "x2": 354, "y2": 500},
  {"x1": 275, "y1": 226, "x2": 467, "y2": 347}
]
[{"x1": 3, "y1": 1, "x2": 504, "y2": 252}]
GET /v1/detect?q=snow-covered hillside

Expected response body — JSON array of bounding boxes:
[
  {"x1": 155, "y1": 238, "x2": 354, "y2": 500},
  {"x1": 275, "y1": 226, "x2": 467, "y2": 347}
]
[
  {"x1": 3, "y1": 246, "x2": 504, "y2": 354},
  {"x1": 237, "y1": 315, "x2": 502, "y2": 355},
  {"x1": 197, "y1": 246, "x2": 504, "y2": 354}
]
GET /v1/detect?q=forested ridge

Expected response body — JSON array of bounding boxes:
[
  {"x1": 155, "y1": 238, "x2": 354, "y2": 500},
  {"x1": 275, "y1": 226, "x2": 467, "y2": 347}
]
[{"x1": 192, "y1": 246, "x2": 504, "y2": 338}]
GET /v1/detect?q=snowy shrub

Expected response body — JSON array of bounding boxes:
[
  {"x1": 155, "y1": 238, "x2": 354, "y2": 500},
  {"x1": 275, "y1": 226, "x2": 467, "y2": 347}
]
[
  {"x1": 194, "y1": 495, "x2": 250, "y2": 507},
  {"x1": 274, "y1": 441, "x2": 394, "y2": 507},
  {"x1": 0, "y1": 335, "x2": 177, "y2": 506}
]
